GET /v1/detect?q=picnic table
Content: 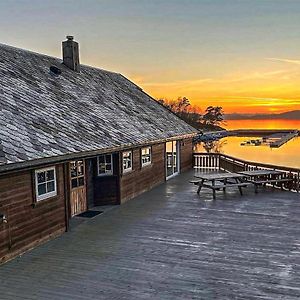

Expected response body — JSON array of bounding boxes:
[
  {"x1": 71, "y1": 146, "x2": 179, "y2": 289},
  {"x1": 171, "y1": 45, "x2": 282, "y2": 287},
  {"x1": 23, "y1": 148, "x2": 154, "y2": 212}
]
[
  {"x1": 190, "y1": 172, "x2": 248, "y2": 200},
  {"x1": 238, "y1": 170, "x2": 293, "y2": 193}
]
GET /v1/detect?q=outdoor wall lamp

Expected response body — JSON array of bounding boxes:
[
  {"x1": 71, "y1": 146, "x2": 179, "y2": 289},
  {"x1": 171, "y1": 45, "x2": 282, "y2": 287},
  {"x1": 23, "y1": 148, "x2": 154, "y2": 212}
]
[{"x1": 0, "y1": 214, "x2": 7, "y2": 224}]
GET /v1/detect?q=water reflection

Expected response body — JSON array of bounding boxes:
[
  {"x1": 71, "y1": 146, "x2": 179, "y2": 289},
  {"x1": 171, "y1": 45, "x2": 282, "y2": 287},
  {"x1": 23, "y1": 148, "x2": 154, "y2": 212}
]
[{"x1": 195, "y1": 136, "x2": 300, "y2": 169}]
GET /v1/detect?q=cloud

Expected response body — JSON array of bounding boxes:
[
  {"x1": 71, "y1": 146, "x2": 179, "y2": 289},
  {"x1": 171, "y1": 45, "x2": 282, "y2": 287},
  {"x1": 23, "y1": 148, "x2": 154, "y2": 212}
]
[
  {"x1": 139, "y1": 78, "x2": 212, "y2": 88},
  {"x1": 137, "y1": 70, "x2": 287, "y2": 89},
  {"x1": 267, "y1": 57, "x2": 300, "y2": 66},
  {"x1": 223, "y1": 96, "x2": 300, "y2": 106},
  {"x1": 221, "y1": 69, "x2": 292, "y2": 84}
]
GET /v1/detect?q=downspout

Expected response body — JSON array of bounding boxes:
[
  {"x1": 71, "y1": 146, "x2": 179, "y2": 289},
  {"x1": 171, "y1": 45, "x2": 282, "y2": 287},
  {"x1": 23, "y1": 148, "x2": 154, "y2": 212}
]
[
  {"x1": 117, "y1": 152, "x2": 122, "y2": 205},
  {"x1": 6, "y1": 207, "x2": 12, "y2": 250}
]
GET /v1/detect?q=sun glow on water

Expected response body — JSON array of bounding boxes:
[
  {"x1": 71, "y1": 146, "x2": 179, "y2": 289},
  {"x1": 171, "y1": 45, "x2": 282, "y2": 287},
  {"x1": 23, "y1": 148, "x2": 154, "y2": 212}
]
[{"x1": 195, "y1": 119, "x2": 300, "y2": 168}]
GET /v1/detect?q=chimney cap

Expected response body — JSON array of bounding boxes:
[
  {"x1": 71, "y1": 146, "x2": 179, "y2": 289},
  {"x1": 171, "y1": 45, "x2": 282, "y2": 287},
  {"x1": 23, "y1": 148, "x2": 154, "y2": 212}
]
[{"x1": 66, "y1": 35, "x2": 74, "y2": 41}]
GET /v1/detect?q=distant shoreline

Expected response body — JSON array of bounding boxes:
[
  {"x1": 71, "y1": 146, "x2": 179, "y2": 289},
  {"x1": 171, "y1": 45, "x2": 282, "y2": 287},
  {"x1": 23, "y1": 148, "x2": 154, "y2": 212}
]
[
  {"x1": 225, "y1": 110, "x2": 300, "y2": 120},
  {"x1": 226, "y1": 117, "x2": 300, "y2": 120}
]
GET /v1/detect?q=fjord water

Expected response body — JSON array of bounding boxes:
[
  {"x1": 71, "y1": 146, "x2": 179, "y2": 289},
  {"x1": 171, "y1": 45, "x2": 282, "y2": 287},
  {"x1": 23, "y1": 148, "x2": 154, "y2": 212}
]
[{"x1": 194, "y1": 119, "x2": 300, "y2": 169}]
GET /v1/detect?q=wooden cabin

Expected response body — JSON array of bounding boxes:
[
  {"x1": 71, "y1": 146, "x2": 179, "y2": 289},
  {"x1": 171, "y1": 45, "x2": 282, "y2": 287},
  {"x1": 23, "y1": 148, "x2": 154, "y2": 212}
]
[{"x1": 0, "y1": 37, "x2": 198, "y2": 263}]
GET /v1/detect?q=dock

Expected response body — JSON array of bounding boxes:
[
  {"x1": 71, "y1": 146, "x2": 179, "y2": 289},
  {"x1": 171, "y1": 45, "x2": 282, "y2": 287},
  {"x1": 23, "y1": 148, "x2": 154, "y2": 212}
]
[
  {"x1": 239, "y1": 130, "x2": 299, "y2": 148},
  {"x1": 0, "y1": 170, "x2": 300, "y2": 299},
  {"x1": 194, "y1": 129, "x2": 299, "y2": 148},
  {"x1": 268, "y1": 131, "x2": 299, "y2": 148},
  {"x1": 230, "y1": 128, "x2": 299, "y2": 137}
]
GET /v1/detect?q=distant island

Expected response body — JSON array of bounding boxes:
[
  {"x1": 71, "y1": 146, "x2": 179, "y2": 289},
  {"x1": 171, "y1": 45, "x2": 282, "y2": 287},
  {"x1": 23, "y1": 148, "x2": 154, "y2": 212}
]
[{"x1": 225, "y1": 110, "x2": 300, "y2": 120}]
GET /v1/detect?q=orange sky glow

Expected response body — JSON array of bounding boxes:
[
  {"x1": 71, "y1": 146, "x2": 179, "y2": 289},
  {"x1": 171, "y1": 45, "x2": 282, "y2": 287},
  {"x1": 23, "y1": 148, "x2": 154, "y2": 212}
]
[{"x1": 132, "y1": 60, "x2": 300, "y2": 114}]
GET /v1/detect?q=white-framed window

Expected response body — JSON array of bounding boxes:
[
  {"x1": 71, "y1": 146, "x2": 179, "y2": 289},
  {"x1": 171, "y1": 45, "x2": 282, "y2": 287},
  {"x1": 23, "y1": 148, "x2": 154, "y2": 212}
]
[
  {"x1": 35, "y1": 167, "x2": 57, "y2": 201},
  {"x1": 70, "y1": 160, "x2": 85, "y2": 188},
  {"x1": 141, "y1": 146, "x2": 152, "y2": 167},
  {"x1": 97, "y1": 154, "x2": 113, "y2": 176},
  {"x1": 122, "y1": 151, "x2": 132, "y2": 173}
]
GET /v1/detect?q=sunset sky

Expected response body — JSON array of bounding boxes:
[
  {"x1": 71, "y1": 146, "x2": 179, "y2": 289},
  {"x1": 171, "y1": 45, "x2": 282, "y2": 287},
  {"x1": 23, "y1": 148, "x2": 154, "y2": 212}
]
[{"x1": 1, "y1": 0, "x2": 300, "y2": 114}]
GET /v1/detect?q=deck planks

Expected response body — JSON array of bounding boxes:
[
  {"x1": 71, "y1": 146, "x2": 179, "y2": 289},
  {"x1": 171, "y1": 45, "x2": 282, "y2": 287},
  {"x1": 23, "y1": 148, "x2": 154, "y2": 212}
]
[{"x1": 0, "y1": 170, "x2": 300, "y2": 299}]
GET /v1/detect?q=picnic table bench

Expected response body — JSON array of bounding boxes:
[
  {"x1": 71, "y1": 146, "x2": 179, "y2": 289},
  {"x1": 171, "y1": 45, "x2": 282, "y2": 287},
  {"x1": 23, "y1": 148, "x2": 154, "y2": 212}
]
[
  {"x1": 238, "y1": 170, "x2": 294, "y2": 193},
  {"x1": 190, "y1": 172, "x2": 249, "y2": 200}
]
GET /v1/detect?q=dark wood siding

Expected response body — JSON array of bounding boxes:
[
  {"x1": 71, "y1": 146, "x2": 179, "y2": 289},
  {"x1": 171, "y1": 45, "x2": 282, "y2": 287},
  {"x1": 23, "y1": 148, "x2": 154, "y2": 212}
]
[
  {"x1": 120, "y1": 144, "x2": 165, "y2": 203},
  {"x1": 180, "y1": 138, "x2": 193, "y2": 172},
  {"x1": 0, "y1": 165, "x2": 66, "y2": 264}
]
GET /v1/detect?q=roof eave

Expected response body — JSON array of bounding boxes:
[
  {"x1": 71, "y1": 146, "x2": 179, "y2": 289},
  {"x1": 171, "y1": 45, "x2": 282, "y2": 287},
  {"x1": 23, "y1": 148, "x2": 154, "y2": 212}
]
[{"x1": 0, "y1": 133, "x2": 197, "y2": 174}]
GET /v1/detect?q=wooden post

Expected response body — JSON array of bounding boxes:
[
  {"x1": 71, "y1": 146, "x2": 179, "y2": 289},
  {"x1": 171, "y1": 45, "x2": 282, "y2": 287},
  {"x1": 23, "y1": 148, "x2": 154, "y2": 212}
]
[
  {"x1": 212, "y1": 179, "x2": 216, "y2": 200},
  {"x1": 7, "y1": 206, "x2": 12, "y2": 250},
  {"x1": 63, "y1": 163, "x2": 70, "y2": 232}
]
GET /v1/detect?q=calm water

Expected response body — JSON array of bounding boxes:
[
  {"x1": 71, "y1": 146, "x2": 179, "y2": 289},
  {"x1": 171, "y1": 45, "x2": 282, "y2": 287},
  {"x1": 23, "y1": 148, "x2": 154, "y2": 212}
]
[{"x1": 195, "y1": 119, "x2": 300, "y2": 168}]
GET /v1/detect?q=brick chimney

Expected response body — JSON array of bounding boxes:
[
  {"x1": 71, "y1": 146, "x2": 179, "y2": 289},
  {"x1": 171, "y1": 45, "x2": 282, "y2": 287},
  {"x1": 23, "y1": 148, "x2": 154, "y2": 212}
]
[{"x1": 62, "y1": 36, "x2": 80, "y2": 72}]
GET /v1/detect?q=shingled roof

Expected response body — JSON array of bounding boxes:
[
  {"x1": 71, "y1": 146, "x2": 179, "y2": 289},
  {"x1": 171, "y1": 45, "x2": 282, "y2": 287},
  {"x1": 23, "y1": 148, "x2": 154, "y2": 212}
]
[{"x1": 0, "y1": 43, "x2": 197, "y2": 169}]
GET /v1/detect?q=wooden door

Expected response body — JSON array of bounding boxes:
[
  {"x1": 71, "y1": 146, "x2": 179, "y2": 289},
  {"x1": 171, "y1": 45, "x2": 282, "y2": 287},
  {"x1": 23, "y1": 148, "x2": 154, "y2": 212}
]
[{"x1": 69, "y1": 160, "x2": 87, "y2": 217}]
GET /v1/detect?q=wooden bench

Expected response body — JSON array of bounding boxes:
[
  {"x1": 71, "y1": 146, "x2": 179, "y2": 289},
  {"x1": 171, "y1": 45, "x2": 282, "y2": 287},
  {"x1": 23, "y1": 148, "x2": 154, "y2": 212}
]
[
  {"x1": 238, "y1": 170, "x2": 294, "y2": 193},
  {"x1": 202, "y1": 182, "x2": 249, "y2": 190},
  {"x1": 190, "y1": 180, "x2": 201, "y2": 185},
  {"x1": 191, "y1": 172, "x2": 249, "y2": 200},
  {"x1": 190, "y1": 179, "x2": 244, "y2": 186},
  {"x1": 247, "y1": 178, "x2": 294, "y2": 193},
  {"x1": 190, "y1": 180, "x2": 249, "y2": 189}
]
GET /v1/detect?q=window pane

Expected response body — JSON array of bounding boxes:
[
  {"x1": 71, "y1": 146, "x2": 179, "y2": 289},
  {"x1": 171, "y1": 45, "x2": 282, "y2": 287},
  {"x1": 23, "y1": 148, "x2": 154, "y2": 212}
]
[
  {"x1": 37, "y1": 172, "x2": 46, "y2": 184},
  {"x1": 70, "y1": 162, "x2": 77, "y2": 178},
  {"x1": 123, "y1": 151, "x2": 132, "y2": 170},
  {"x1": 173, "y1": 141, "x2": 177, "y2": 153},
  {"x1": 98, "y1": 165, "x2": 105, "y2": 174},
  {"x1": 71, "y1": 178, "x2": 78, "y2": 188},
  {"x1": 166, "y1": 153, "x2": 173, "y2": 176},
  {"x1": 98, "y1": 154, "x2": 113, "y2": 175},
  {"x1": 98, "y1": 155, "x2": 105, "y2": 163},
  {"x1": 77, "y1": 161, "x2": 84, "y2": 176},
  {"x1": 166, "y1": 142, "x2": 173, "y2": 153},
  {"x1": 46, "y1": 181, "x2": 55, "y2": 193},
  {"x1": 142, "y1": 147, "x2": 151, "y2": 166},
  {"x1": 46, "y1": 170, "x2": 54, "y2": 181},
  {"x1": 167, "y1": 153, "x2": 173, "y2": 167},
  {"x1": 78, "y1": 177, "x2": 85, "y2": 186},
  {"x1": 38, "y1": 183, "x2": 47, "y2": 195}
]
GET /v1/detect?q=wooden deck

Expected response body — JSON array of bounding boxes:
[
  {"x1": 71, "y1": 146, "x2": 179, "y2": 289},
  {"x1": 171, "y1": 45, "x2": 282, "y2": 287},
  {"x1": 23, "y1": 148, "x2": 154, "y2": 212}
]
[{"x1": 1, "y1": 170, "x2": 300, "y2": 299}]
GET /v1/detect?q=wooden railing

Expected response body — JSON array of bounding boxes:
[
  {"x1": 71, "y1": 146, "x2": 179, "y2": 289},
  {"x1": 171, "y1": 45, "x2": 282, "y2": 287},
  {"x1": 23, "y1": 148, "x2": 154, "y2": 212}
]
[
  {"x1": 193, "y1": 153, "x2": 300, "y2": 192},
  {"x1": 193, "y1": 153, "x2": 220, "y2": 170}
]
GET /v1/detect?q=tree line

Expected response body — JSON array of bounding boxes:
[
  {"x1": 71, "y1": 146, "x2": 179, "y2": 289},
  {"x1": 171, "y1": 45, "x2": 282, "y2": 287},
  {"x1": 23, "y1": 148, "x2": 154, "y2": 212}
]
[{"x1": 157, "y1": 97, "x2": 225, "y2": 130}]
